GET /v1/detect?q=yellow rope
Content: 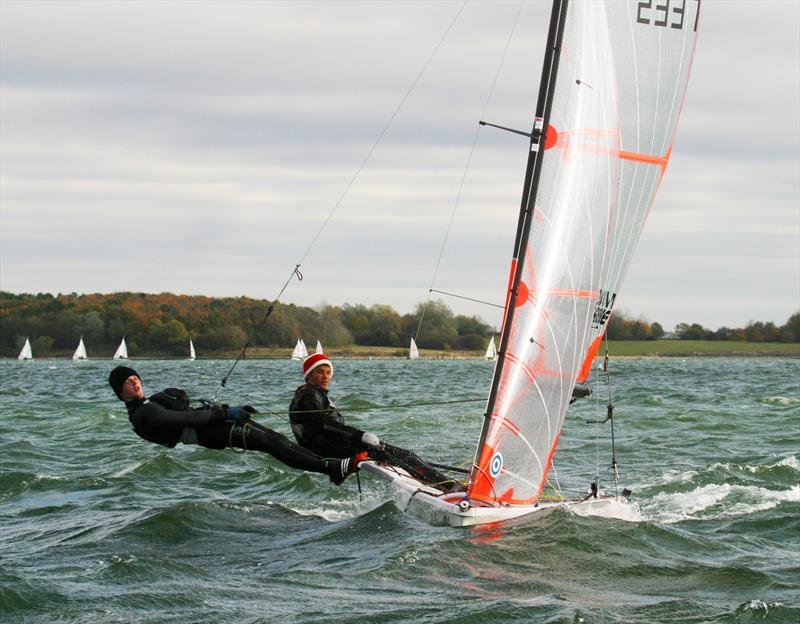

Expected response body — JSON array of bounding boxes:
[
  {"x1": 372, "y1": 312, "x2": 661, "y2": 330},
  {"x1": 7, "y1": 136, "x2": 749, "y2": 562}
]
[{"x1": 228, "y1": 422, "x2": 251, "y2": 454}]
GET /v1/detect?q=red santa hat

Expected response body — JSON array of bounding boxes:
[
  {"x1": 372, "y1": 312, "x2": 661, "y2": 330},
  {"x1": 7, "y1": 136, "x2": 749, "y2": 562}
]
[{"x1": 303, "y1": 353, "x2": 333, "y2": 379}]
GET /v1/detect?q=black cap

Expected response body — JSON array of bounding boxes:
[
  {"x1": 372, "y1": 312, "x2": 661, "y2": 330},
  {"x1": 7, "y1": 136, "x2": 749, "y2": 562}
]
[{"x1": 108, "y1": 365, "x2": 140, "y2": 400}]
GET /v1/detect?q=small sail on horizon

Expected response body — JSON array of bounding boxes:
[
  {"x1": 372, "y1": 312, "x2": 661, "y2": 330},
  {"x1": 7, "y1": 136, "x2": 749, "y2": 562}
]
[
  {"x1": 409, "y1": 338, "x2": 419, "y2": 360},
  {"x1": 188, "y1": 339, "x2": 196, "y2": 361},
  {"x1": 18, "y1": 337, "x2": 33, "y2": 360},
  {"x1": 113, "y1": 337, "x2": 128, "y2": 360},
  {"x1": 315, "y1": 340, "x2": 323, "y2": 354},
  {"x1": 484, "y1": 336, "x2": 497, "y2": 361},
  {"x1": 291, "y1": 338, "x2": 307, "y2": 360},
  {"x1": 72, "y1": 337, "x2": 88, "y2": 360}
]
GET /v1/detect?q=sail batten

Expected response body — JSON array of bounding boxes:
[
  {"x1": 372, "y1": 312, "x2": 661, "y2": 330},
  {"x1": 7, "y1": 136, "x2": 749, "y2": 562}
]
[{"x1": 468, "y1": 0, "x2": 699, "y2": 506}]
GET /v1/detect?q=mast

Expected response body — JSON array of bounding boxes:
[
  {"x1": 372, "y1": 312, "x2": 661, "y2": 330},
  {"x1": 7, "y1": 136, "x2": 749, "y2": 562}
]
[{"x1": 472, "y1": 0, "x2": 569, "y2": 469}]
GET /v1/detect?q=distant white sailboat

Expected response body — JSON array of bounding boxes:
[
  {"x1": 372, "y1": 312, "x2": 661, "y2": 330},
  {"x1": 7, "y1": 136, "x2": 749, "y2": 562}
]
[
  {"x1": 188, "y1": 339, "x2": 196, "y2": 361},
  {"x1": 315, "y1": 340, "x2": 324, "y2": 354},
  {"x1": 72, "y1": 337, "x2": 88, "y2": 360},
  {"x1": 113, "y1": 337, "x2": 128, "y2": 360},
  {"x1": 18, "y1": 337, "x2": 33, "y2": 360},
  {"x1": 409, "y1": 338, "x2": 419, "y2": 360},
  {"x1": 484, "y1": 336, "x2": 497, "y2": 361},
  {"x1": 291, "y1": 338, "x2": 308, "y2": 360}
]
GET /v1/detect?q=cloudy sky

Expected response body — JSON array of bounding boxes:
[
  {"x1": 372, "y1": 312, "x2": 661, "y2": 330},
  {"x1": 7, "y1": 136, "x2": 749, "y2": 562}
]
[{"x1": 1, "y1": 0, "x2": 798, "y2": 332}]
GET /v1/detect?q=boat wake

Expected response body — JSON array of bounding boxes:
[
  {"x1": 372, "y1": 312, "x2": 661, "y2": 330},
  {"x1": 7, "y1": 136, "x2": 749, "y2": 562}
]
[{"x1": 568, "y1": 497, "x2": 644, "y2": 522}]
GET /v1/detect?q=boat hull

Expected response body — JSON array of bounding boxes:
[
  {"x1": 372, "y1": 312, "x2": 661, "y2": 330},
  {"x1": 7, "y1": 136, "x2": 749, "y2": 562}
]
[{"x1": 361, "y1": 462, "x2": 624, "y2": 527}]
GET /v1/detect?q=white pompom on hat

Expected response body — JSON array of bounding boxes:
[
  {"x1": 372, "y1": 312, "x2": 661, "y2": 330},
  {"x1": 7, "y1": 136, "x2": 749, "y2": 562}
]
[{"x1": 303, "y1": 353, "x2": 333, "y2": 379}]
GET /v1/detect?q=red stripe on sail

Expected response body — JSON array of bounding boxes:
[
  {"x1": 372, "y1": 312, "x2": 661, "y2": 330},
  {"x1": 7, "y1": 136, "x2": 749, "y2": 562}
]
[
  {"x1": 505, "y1": 351, "x2": 536, "y2": 384},
  {"x1": 577, "y1": 333, "x2": 605, "y2": 383},
  {"x1": 535, "y1": 429, "x2": 563, "y2": 501}
]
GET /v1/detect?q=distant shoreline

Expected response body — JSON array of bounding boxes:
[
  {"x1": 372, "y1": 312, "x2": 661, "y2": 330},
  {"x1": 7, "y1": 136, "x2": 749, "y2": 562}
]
[{"x1": 6, "y1": 340, "x2": 799, "y2": 360}]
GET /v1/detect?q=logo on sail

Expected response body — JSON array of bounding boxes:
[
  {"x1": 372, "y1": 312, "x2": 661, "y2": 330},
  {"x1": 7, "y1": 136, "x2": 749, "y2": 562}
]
[
  {"x1": 591, "y1": 289, "x2": 617, "y2": 329},
  {"x1": 489, "y1": 452, "x2": 504, "y2": 478}
]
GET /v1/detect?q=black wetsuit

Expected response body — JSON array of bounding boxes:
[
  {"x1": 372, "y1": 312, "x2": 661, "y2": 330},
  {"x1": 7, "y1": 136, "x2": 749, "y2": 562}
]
[
  {"x1": 125, "y1": 388, "x2": 345, "y2": 480},
  {"x1": 289, "y1": 383, "x2": 457, "y2": 490}
]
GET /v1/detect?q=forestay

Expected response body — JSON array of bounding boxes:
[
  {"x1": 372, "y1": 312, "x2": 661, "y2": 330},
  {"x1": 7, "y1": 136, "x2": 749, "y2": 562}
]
[{"x1": 468, "y1": 0, "x2": 700, "y2": 507}]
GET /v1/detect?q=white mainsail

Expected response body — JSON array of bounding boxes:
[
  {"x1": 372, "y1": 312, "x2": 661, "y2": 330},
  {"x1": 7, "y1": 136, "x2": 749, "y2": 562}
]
[
  {"x1": 484, "y1": 336, "x2": 497, "y2": 360},
  {"x1": 72, "y1": 337, "x2": 88, "y2": 360},
  {"x1": 113, "y1": 337, "x2": 128, "y2": 360},
  {"x1": 469, "y1": 0, "x2": 700, "y2": 507},
  {"x1": 409, "y1": 338, "x2": 419, "y2": 360},
  {"x1": 18, "y1": 337, "x2": 33, "y2": 360},
  {"x1": 315, "y1": 340, "x2": 323, "y2": 354},
  {"x1": 188, "y1": 339, "x2": 196, "y2": 360}
]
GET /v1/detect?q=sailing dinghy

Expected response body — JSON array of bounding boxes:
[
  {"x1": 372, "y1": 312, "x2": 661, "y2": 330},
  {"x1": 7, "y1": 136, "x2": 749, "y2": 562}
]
[
  {"x1": 189, "y1": 339, "x2": 196, "y2": 360},
  {"x1": 113, "y1": 337, "x2": 128, "y2": 360},
  {"x1": 363, "y1": 0, "x2": 700, "y2": 526},
  {"x1": 18, "y1": 337, "x2": 33, "y2": 360},
  {"x1": 291, "y1": 338, "x2": 308, "y2": 360},
  {"x1": 72, "y1": 337, "x2": 88, "y2": 360},
  {"x1": 484, "y1": 336, "x2": 497, "y2": 361},
  {"x1": 408, "y1": 338, "x2": 419, "y2": 360}
]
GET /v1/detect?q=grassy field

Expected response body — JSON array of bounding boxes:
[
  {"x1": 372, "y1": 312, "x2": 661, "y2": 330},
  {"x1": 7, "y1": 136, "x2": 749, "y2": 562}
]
[
  {"x1": 245, "y1": 340, "x2": 800, "y2": 359},
  {"x1": 603, "y1": 340, "x2": 800, "y2": 357}
]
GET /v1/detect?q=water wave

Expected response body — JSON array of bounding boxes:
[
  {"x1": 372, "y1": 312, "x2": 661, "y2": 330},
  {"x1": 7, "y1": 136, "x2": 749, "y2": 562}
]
[
  {"x1": 643, "y1": 483, "x2": 800, "y2": 524},
  {"x1": 760, "y1": 396, "x2": 800, "y2": 406}
]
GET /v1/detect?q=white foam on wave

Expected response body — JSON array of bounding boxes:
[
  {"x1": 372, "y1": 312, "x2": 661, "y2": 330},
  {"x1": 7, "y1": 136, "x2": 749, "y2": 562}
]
[
  {"x1": 658, "y1": 455, "x2": 798, "y2": 485},
  {"x1": 776, "y1": 455, "x2": 800, "y2": 470},
  {"x1": 569, "y1": 497, "x2": 645, "y2": 522},
  {"x1": 761, "y1": 396, "x2": 799, "y2": 406},
  {"x1": 281, "y1": 493, "x2": 387, "y2": 523},
  {"x1": 720, "y1": 484, "x2": 800, "y2": 518},
  {"x1": 708, "y1": 454, "x2": 799, "y2": 475},
  {"x1": 660, "y1": 468, "x2": 697, "y2": 484},
  {"x1": 111, "y1": 462, "x2": 142, "y2": 478},
  {"x1": 743, "y1": 599, "x2": 784, "y2": 614},
  {"x1": 643, "y1": 483, "x2": 800, "y2": 524}
]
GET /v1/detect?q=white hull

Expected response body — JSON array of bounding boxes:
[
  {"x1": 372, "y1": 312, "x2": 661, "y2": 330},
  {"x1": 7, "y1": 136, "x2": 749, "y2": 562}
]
[{"x1": 361, "y1": 462, "x2": 625, "y2": 527}]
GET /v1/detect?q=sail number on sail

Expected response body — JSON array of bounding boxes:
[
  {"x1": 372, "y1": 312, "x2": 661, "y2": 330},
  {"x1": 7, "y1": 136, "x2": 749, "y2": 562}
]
[
  {"x1": 592, "y1": 290, "x2": 617, "y2": 330},
  {"x1": 637, "y1": 0, "x2": 701, "y2": 32}
]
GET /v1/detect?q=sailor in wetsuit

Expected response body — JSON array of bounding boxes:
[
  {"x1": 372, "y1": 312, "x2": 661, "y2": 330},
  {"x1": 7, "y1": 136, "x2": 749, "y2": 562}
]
[
  {"x1": 289, "y1": 354, "x2": 461, "y2": 492},
  {"x1": 108, "y1": 365, "x2": 366, "y2": 485}
]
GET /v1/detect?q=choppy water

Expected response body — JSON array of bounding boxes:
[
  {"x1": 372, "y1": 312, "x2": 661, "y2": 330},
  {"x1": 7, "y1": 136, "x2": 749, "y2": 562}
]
[{"x1": 1, "y1": 357, "x2": 798, "y2": 623}]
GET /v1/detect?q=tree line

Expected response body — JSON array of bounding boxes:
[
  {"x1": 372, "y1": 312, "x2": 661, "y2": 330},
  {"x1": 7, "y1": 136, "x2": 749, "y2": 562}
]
[
  {"x1": 1, "y1": 291, "x2": 797, "y2": 357},
  {"x1": 0, "y1": 292, "x2": 494, "y2": 357},
  {"x1": 606, "y1": 312, "x2": 800, "y2": 343}
]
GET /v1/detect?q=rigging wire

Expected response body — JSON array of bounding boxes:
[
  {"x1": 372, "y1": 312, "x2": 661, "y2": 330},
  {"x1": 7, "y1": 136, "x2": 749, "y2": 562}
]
[
  {"x1": 591, "y1": 331, "x2": 620, "y2": 498},
  {"x1": 414, "y1": 0, "x2": 525, "y2": 344},
  {"x1": 297, "y1": 0, "x2": 469, "y2": 267},
  {"x1": 211, "y1": 3, "x2": 468, "y2": 397}
]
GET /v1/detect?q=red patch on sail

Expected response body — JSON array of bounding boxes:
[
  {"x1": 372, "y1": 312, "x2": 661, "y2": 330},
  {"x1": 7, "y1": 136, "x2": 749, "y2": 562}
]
[
  {"x1": 514, "y1": 281, "x2": 530, "y2": 307},
  {"x1": 544, "y1": 124, "x2": 558, "y2": 150}
]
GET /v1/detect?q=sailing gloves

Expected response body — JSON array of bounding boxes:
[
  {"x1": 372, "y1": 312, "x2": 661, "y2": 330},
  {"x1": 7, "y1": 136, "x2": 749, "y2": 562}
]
[
  {"x1": 360, "y1": 431, "x2": 382, "y2": 448},
  {"x1": 225, "y1": 405, "x2": 256, "y2": 424}
]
